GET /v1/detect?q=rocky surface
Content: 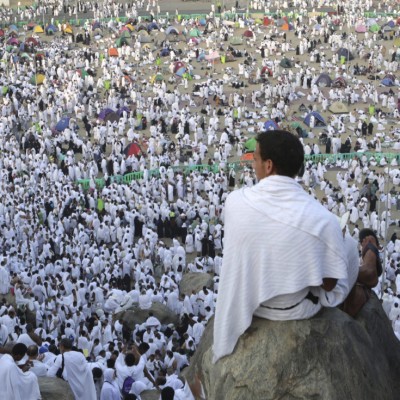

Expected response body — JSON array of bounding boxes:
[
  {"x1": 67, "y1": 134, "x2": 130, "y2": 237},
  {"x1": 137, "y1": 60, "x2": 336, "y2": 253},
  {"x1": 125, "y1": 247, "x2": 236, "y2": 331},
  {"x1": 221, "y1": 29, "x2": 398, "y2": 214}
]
[
  {"x1": 179, "y1": 272, "x2": 214, "y2": 297},
  {"x1": 185, "y1": 295, "x2": 400, "y2": 400},
  {"x1": 38, "y1": 377, "x2": 75, "y2": 400},
  {"x1": 114, "y1": 301, "x2": 180, "y2": 329}
]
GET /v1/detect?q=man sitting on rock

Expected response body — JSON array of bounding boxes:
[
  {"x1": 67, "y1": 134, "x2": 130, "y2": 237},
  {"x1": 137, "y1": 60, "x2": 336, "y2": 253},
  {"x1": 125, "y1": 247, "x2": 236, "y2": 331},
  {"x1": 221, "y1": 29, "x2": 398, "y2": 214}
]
[
  {"x1": 213, "y1": 130, "x2": 349, "y2": 362},
  {"x1": 343, "y1": 228, "x2": 381, "y2": 317}
]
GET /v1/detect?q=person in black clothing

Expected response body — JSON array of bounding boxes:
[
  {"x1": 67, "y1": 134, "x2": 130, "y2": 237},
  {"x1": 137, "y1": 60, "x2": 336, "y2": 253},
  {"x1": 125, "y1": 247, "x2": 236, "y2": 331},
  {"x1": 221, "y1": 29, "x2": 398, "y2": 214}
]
[
  {"x1": 368, "y1": 122, "x2": 374, "y2": 136},
  {"x1": 361, "y1": 121, "x2": 368, "y2": 136}
]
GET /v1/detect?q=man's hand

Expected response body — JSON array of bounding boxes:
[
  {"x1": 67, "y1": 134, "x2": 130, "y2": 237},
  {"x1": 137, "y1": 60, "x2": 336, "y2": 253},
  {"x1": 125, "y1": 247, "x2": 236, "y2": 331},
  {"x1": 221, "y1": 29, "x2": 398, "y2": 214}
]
[{"x1": 321, "y1": 278, "x2": 338, "y2": 292}]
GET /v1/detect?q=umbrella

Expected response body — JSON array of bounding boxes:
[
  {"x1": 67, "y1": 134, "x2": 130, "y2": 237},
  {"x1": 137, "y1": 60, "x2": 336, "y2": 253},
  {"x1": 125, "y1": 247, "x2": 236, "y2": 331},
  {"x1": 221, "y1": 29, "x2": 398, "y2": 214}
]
[
  {"x1": 243, "y1": 30, "x2": 254, "y2": 38},
  {"x1": 55, "y1": 116, "x2": 70, "y2": 131},
  {"x1": 124, "y1": 142, "x2": 142, "y2": 157},
  {"x1": 175, "y1": 67, "x2": 187, "y2": 77},
  {"x1": 64, "y1": 27, "x2": 73, "y2": 34},
  {"x1": 245, "y1": 137, "x2": 257, "y2": 152},
  {"x1": 125, "y1": 23, "x2": 134, "y2": 31},
  {"x1": 173, "y1": 61, "x2": 185, "y2": 73},
  {"x1": 92, "y1": 21, "x2": 101, "y2": 29},
  {"x1": 27, "y1": 22, "x2": 36, "y2": 30},
  {"x1": 8, "y1": 24, "x2": 18, "y2": 31}
]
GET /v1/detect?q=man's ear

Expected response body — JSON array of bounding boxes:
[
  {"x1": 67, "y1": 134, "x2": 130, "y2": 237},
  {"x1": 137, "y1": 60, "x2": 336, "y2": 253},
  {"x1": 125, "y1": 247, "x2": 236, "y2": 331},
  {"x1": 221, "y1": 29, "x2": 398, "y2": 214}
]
[{"x1": 263, "y1": 159, "x2": 275, "y2": 177}]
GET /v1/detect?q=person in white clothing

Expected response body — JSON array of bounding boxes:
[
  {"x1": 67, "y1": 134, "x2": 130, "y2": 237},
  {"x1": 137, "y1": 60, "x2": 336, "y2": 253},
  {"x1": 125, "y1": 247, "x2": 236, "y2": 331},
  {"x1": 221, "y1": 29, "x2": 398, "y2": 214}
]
[
  {"x1": 213, "y1": 131, "x2": 348, "y2": 362},
  {"x1": 47, "y1": 338, "x2": 97, "y2": 400}
]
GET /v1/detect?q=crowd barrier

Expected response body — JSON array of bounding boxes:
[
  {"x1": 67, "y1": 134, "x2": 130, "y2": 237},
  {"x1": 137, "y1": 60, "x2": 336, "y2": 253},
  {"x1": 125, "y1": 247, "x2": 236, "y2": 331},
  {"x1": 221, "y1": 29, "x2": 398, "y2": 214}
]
[
  {"x1": 2, "y1": 8, "x2": 399, "y2": 30},
  {"x1": 75, "y1": 151, "x2": 399, "y2": 190}
]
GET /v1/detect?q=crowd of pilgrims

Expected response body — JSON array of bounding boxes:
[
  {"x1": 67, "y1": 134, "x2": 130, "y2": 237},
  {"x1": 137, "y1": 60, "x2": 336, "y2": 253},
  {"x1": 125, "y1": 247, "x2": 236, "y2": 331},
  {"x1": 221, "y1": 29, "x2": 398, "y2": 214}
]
[{"x1": 1, "y1": 0, "x2": 400, "y2": 397}]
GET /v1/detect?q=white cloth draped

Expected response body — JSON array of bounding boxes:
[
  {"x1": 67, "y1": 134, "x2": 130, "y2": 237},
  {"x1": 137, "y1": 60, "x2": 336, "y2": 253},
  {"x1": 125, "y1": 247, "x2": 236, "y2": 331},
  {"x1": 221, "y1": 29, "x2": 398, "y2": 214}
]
[
  {"x1": 213, "y1": 176, "x2": 348, "y2": 362},
  {"x1": 0, "y1": 354, "x2": 41, "y2": 400}
]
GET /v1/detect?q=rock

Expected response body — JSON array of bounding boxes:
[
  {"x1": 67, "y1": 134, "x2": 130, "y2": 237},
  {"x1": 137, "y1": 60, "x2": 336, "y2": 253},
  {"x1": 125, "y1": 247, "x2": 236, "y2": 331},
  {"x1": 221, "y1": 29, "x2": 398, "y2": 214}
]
[
  {"x1": 141, "y1": 390, "x2": 160, "y2": 400},
  {"x1": 184, "y1": 296, "x2": 400, "y2": 400},
  {"x1": 38, "y1": 377, "x2": 74, "y2": 400},
  {"x1": 179, "y1": 272, "x2": 214, "y2": 296},
  {"x1": 114, "y1": 302, "x2": 179, "y2": 329}
]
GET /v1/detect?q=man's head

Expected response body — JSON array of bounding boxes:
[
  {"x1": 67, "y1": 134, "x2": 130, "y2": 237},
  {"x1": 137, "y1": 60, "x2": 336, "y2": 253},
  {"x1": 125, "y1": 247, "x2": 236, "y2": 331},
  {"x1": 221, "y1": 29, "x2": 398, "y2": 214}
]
[
  {"x1": 27, "y1": 345, "x2": 39, "y2": 359},
  {"x1": 12, "y1": 343, "x2": 28, "y2": 362},
  {"x1": 254, "y1": 130, "x2": 304, "y2": 180},
  {"x1": 359, "y1": 228, "x2": 379, "y2": 247},
  {"x1": 161, "y1": 386, "x2": 175, "y2": 400},
  {"x1": 59, "y1": 338, "x2": 73, "y2": 353}
]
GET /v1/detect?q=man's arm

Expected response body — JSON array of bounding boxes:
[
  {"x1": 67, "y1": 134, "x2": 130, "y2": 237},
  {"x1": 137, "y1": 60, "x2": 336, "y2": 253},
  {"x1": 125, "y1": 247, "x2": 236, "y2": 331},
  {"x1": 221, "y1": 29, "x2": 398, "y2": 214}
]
[
  {"x1": 358, "y1": 241, "x2": 379, "y2": 288},
  {"x1": 47, "y1": 354, "x2": 62, "y2": 377}
]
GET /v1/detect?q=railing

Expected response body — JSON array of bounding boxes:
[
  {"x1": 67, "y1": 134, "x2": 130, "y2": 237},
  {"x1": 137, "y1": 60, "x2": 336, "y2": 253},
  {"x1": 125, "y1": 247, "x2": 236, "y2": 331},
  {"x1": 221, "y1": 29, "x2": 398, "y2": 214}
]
[
  {"x1": 76, "y1": 151, "x2": 399, "y2": 190},
  {"x1": 2, "y1": 9, "x2": 399, "y2": 30}
]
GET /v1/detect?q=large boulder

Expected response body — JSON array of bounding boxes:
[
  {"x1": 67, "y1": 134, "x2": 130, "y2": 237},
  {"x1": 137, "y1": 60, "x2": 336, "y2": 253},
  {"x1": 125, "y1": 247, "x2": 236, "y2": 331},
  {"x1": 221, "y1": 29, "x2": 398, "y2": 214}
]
[
  {"x1": 185, "y1": 296, "x2": 400, "y2": 400},
  {"x1": 38, "y1": 377, "x2": 74, "y2": 400},
  {"x1": 179, "y1": 272, "x2": 214, "y2": 296},
  {"x1": 114, "y1": 302, "x2": 179, "y2": 329}
]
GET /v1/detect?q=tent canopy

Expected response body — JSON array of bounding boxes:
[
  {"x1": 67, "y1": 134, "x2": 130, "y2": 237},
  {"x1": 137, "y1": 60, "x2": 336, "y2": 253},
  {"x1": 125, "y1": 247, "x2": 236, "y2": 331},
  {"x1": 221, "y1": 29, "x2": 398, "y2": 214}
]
[
  {"x1": 316, "y1": 73, "x2": 332, "y2": 87},
  {"x1": 303, "y1": 111, "x2": 326, "y2": 127},
  {"x1": 381, "y1": 77, "x2": 395, "y2": 86},
  {"x1": 264, "y1": 120, "x2": 279, "y2": 131},
  {"x1": 166, "y1": 26, "x2": 179, "y2": 35},
  {"x1": 55, "y1": 116, "x2": 70, "y2": 131},
  {"x1": 244, "y1": 137, "x2": 257, "y2": 152},
  {"x1": 337, "y1": 47, "x2": 354, "y2": 61},
  {"x1": 329, "y1": 101, "x2": 349, "y2": 114},
  {"x1": 243, "y1": 29, "x2": 254, "y2": 38},
  {"x1": 279, "y1": 58, "x2": 293, "y2": 68},
  {"x1": 98, "y1": 108, "x2": 114, "y2": 120},
  {"x1": 108, "y1": 47, "x2": 118, "y2": 57},
  {"x1": 33, "y1": 25, "x2": 44, "y2": 33}
]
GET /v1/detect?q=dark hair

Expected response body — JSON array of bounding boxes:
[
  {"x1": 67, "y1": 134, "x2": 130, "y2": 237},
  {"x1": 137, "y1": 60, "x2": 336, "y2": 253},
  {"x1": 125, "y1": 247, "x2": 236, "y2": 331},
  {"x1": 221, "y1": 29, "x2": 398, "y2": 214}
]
[
  {"x1": 256, "y1": 130, "x2": 304, "y2": 177},
  {"x1": 27, "y1": 345, "x2": 39, "y2": 357},
  {"x1": 12, "y1": 343, "x2": 27, "y2": 358},
  {"x1": 125, "y1": 353, "x2": 136, "y2": 367},
  {"x1": 60, "y1": 338, "x2": 73, "y2": 350},
  {"x1": 92, "y1": 367, "x2": 103, "y2": 379},
  {"x1": 161, "y1": 387, "x2": 175, "y2": 400},
  {"x1": 359, "y1": 228, "x2": 380, "y2": 246}
]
